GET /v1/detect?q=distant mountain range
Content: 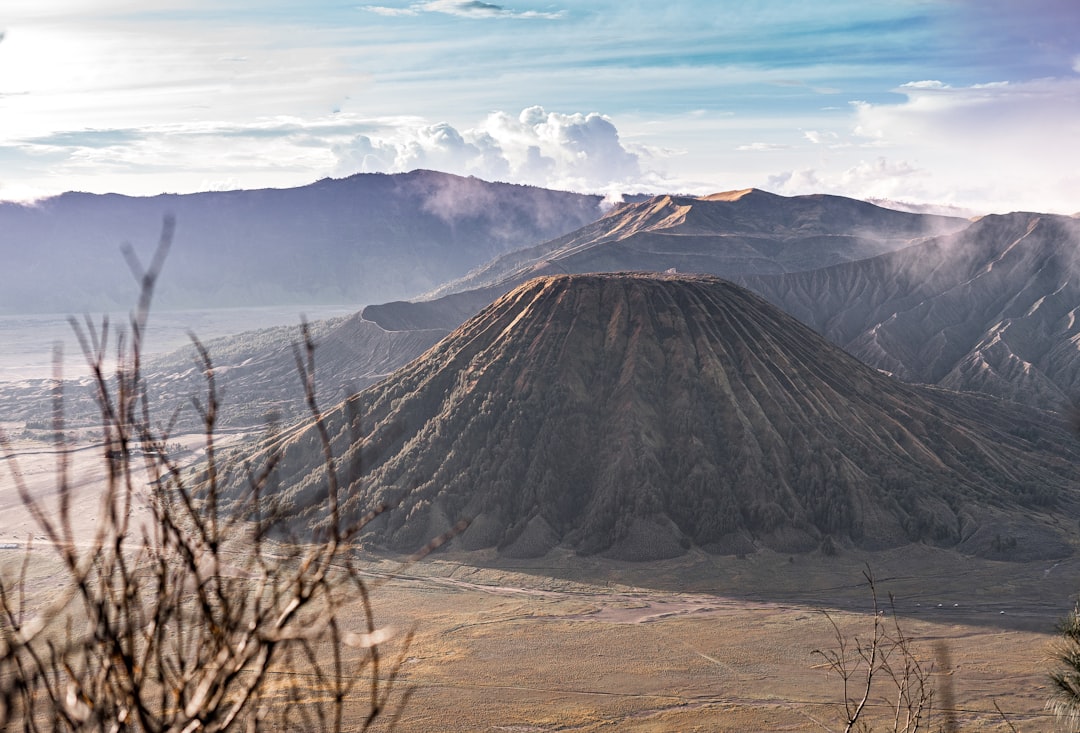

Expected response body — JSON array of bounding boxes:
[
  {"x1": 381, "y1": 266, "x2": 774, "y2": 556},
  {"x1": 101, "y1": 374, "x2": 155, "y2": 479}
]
[
  {"x1": 154, "y1": 187, "x2": 976, "y2": 427},
  {"x1": 252, "y1": 274, "x2": 1080, "y2": 561},
  {"x1": 0, "y1": 170, "x2": 606, "y2": 314},
  {"x1": 424, "y1": 187, "x2": 968, "y2": 300},
  {"x1": 10, "y1": 178, "x2": 1080, "y2": 564},
  {"x1": 362, "y1": 194, "x2": 1080, "y2": 413},
  {"x1": 739, "y1": 211, "x2": 1080, "y2": 411},
  {"x1": 13, "y1": 183, "x2": 1080, "y2": 434},
  {"x1": 359, "y1": 187, "x2": 970, "y2": 332}
]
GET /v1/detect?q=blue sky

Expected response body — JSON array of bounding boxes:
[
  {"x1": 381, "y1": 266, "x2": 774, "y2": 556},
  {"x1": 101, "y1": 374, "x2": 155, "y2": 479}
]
[{"x1": 0, "y1": 0, "x2": 1078, "y2": 211}]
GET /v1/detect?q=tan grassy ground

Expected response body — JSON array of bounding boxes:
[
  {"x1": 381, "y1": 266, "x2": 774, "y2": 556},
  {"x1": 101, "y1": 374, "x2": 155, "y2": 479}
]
[
  {"x1": 2, "y1": 434, "x2": 1077, "y2": 731},
  {"x1": 2, "y1": 545, "x2": 1060, "y2": 731},
  {"x1": 336, "y1": 554, "x2": 1065, "y2": 732}
]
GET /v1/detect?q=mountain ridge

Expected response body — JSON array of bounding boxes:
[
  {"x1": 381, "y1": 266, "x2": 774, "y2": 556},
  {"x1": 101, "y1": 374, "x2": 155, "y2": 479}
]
[
  {"x1": 424, "y1": 189, "x2": 968, "y2": 300},
  {"x1": 0, "y1": 170, "x2": 605, "y2": 314},
  {"x1": 739, "y1": 211, "x2": 1080, "y2": 410}
]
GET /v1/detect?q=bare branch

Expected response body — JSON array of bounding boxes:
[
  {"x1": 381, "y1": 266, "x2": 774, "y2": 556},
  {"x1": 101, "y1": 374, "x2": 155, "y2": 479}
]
[
  {"x1": 0, "y1": 214, "x2": 411, "y2": 731},
  {"x1": 814, "y1": 568, "x2": 937, "y2": 733}
]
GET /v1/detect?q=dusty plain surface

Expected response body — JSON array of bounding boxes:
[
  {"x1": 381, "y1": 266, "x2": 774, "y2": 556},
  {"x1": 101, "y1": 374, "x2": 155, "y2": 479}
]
[
  {"x1": 2, "y1": 432, "x2": 1077, "y2": 731},
  {"x1": 336, "y1": 551, "x2": 1070, "y2": 732},
  {"x1": 0, "y1": 425, "x2": 251, "y2": 547}
]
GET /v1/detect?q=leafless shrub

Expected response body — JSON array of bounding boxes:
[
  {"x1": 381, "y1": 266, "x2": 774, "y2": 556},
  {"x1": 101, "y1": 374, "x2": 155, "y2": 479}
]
[
  {"x1": 811, "y1": 568, "x2": 936, "y2": 733},
  {"x1": 0, "y1": 216, "x2": 410, "y2": 731}
]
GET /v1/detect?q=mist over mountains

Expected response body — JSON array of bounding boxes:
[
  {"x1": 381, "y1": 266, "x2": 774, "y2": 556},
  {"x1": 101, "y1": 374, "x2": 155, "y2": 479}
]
[
  {"x1": 425, "y1": 188, "x2": 968, "y2": 299},
  {"x1": 157, "y1": 187, "x2": 984, "y2": 427},
  {"x1": 361, "y1": 191, "x2": 1080, "y2": 416},
  {"x1": 7, "y1": 172, "x2": 1080, "y2": 570},
  {"x1": 740, "y1": 212, "x2": 1080, "y2": 411},
  {"x1": 11, "y1": 179, "x2": 1080, "y2": 445},
  {"x1": 359, "y1": 186, "x2": 972, "y2": 333},
  {"x1": 0, "y1": 170, "x2": 605, "y2": 314}
]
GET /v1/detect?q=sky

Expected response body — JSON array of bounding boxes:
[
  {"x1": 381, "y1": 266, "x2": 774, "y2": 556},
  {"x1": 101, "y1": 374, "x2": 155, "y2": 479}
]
[{"x1": 0, "y1": 0, "x2": 1078, "y2": 213}]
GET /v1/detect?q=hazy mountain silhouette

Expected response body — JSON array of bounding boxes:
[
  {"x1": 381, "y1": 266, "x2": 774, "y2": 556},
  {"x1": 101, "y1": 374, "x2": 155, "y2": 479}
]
[
  {"x1": 739, "y1": 212, "x2": 1080, "y2": 411},
  {"x1": 0, "y1": 170, "x2": 605, "y2": 314},
  {"x1": 256, "y1": 274, "x2": 1079, "y2": 562},
  {"x1": 424, "y1": 188, "x2": 968, "y2": 298},
  {"x1": 365, "y1": 189, "x2": 968, "y2": 333}
]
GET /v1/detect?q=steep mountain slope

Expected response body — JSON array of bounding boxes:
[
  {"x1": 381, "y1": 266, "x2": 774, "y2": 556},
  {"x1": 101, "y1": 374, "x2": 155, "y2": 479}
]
[
  {"x1": 739, "y1": 212, "x2": 1080, "y2": 410},
  {"x1": 425, "y1": 188, "x2": 968, "y2": 298},
  {"x1": 256, "y1": 274, "x2": 1080, "y2": 562},
  {"x1": 0, "y1": 170, "x2": 604, "y2": 314}
]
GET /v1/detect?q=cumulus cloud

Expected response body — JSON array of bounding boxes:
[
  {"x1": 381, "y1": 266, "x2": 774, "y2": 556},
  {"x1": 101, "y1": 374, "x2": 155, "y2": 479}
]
[
  {"x1": 363, "y1": 5, "x2": 418, "y2": 16},
  {"x1": 802, "y1": 130, "x2": 840, "y2": 145},
  {"x1": 362, "y1": 1, "x2": 564, "y2": 19},
  {"x1": 332, "y1": 106, "x2": 647, "y2": 194},
  {"x1": 768, "y1": 157, "x2": 926, "y2": 202},
  {"x1": 778, "y1": 76, "x2": 1080, "y2": 213},
  {"x1": 2, "y1": 107, "x2": 666, "y2": 200},
  {"x1": 735, "y1": 142, "x2": 790, "y2": 152}
]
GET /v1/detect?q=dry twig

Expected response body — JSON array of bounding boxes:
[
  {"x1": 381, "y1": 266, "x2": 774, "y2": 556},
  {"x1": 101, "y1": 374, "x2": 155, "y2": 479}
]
[{"x1": 0, "y1": 216, "x2": 407, "y2": 731}]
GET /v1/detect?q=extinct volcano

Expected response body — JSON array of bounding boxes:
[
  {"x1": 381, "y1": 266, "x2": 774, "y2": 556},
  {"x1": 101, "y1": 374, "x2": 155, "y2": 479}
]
[
  {"x1": 265, "y1": 274, "x2": 1080, "y2": 561},
  {"x1": 426, "y1": 188, "x2": 968, "y2": 301},
  {"x1": 380, "y1": 189, "x2": 969, "y2": 333}
]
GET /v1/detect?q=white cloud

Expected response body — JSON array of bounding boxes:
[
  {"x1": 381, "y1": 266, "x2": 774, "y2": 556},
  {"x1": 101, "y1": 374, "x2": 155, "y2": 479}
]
[
  {"x1": 199, "y1": 177, "x2": 243, "y2": 192},
  {"x1": 736, "y1": 142, "x2": 790, "y2": 152},
  {"x1": 803, "y1": 130, "x2": 841, "y2": 145},
  {"x1": 900, "y1": 80, "x2": 949, "y2": 90},
  {"x1": 332, "y1": 106, "x2": 649, "y2": 194},
  {"x1": 856, "y1": 77, "x2": 1080, "y2": 142},
  {"x1": 362, "y1": 5, "x2": 419, "y2": 16},
  {"x1": 765, "y1": 76, "x2": 1080, "y2": 213},
  {"x1": 768, "y1": 157, "x2": 925, "y2": 200},
  {"x1": 0, "y1": 107, "x2": 663, "y2": 200},
  {"x1": 362, "y1": 1, "x2": 564, "y2": 19}
]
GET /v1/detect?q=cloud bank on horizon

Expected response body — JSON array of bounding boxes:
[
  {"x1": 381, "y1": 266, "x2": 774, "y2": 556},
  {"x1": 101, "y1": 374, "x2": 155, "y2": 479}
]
[{"x1": 0, "y1": 0, "x2": 1077, "y2": 213}]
